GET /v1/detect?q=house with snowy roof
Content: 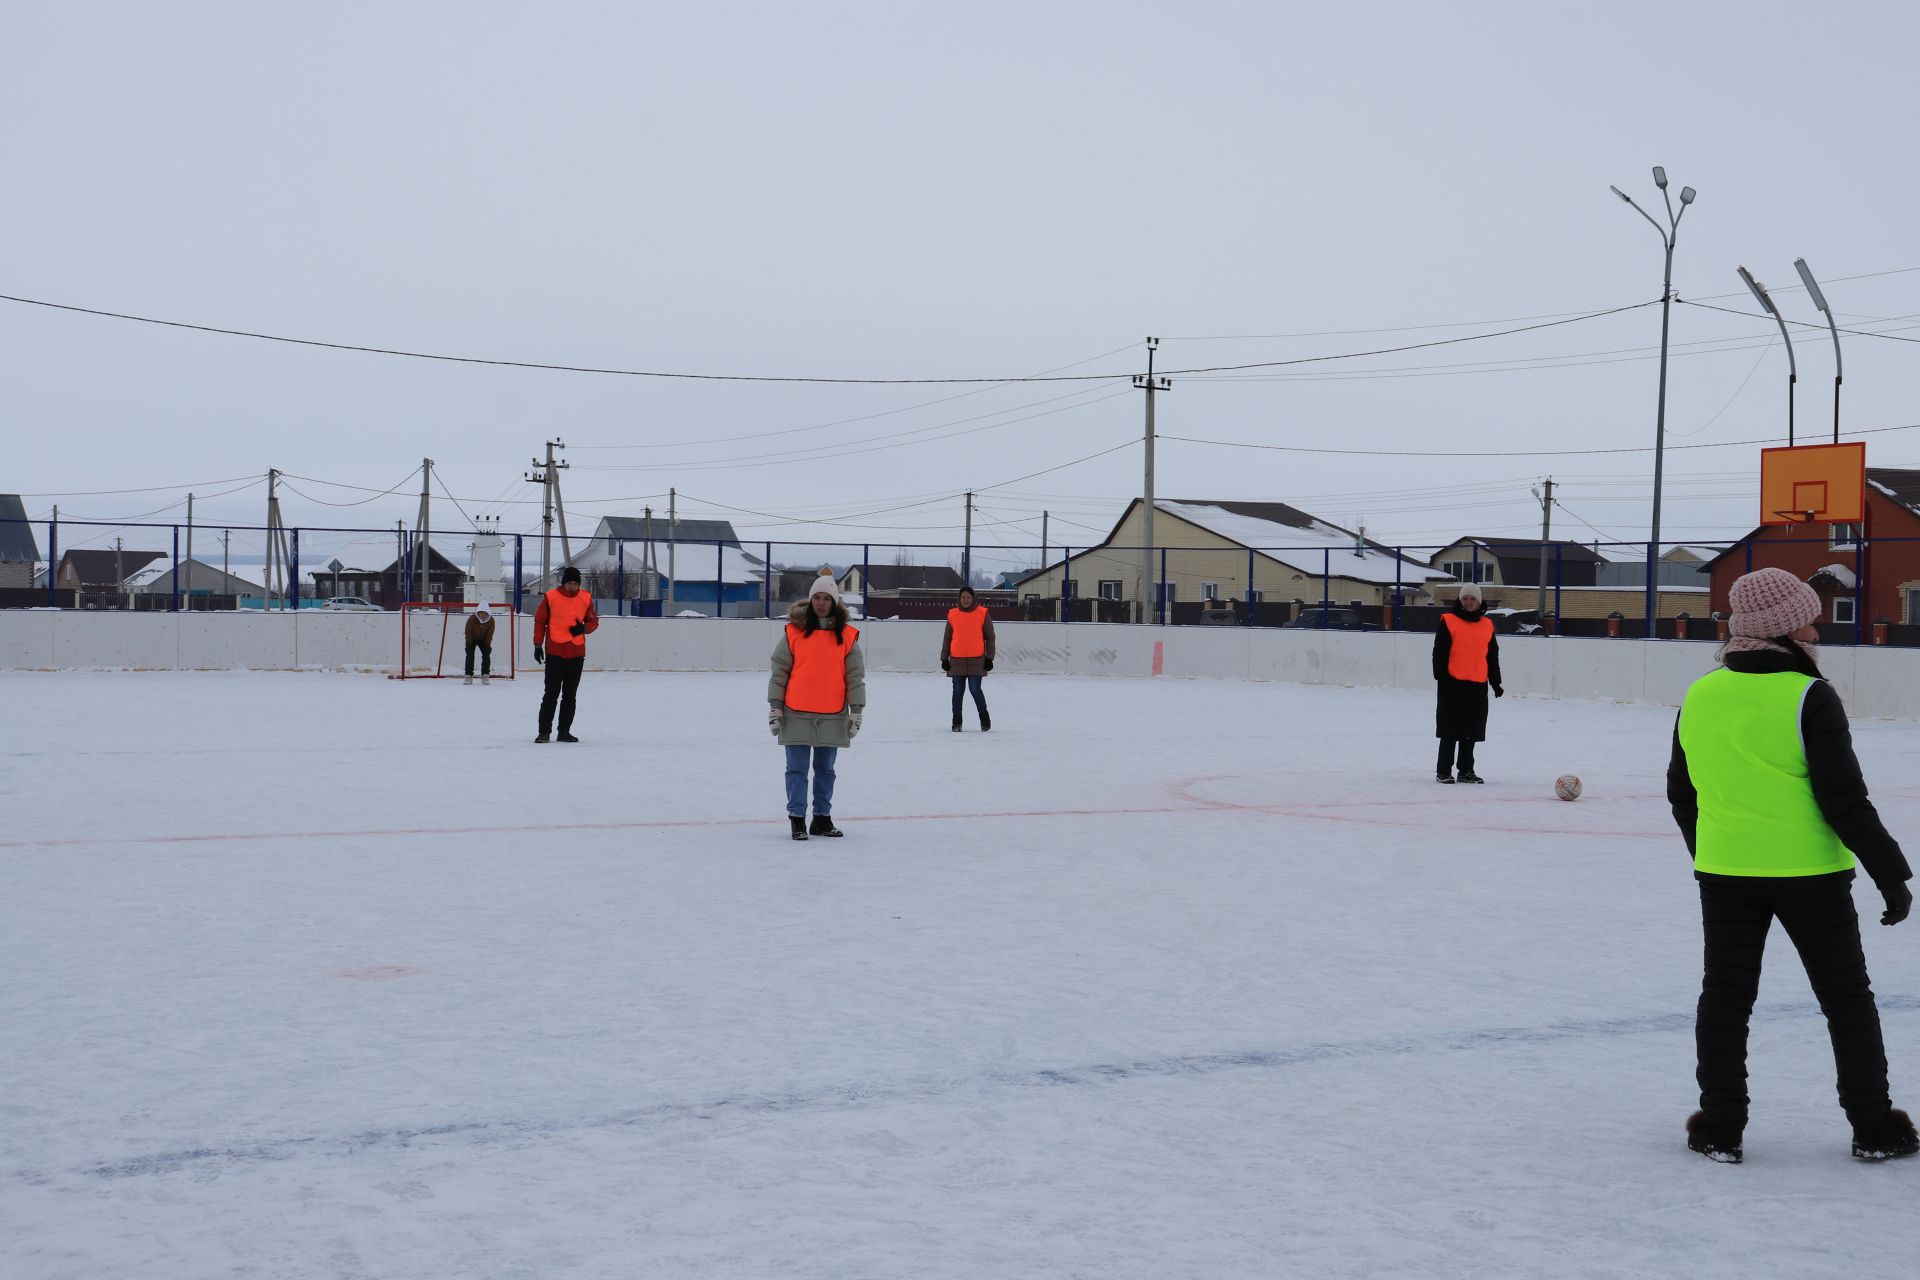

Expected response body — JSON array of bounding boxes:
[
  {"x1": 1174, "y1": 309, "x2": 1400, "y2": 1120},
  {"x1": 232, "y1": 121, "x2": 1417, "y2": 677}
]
[
  {"x1": 0, "y1": 494, "x2": 41, "y2": 589},
  {"x1": 1702, "y1": 467, "x2": 1920, "y2": 628},
  {"x1": 1012, "y1": 499, "x2": 1452, "y2": 617}
]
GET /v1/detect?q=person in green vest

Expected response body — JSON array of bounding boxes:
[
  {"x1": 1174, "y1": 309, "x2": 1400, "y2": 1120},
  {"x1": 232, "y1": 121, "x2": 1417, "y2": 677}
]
[{"x1": 1668, "y1": 566, "x2": 1915, "y2": 1164}]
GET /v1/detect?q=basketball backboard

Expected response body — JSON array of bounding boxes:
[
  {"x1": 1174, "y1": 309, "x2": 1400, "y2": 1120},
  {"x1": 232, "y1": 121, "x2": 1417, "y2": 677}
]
[{"x1": 1759, "y1": 441, "x2": 1866, "y2": 526}]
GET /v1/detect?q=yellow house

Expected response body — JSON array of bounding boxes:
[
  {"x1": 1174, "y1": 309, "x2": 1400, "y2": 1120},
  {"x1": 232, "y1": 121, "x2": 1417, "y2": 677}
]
[{"x1": 1014, "y1": 498, "x2": 1452, "y2": 615}]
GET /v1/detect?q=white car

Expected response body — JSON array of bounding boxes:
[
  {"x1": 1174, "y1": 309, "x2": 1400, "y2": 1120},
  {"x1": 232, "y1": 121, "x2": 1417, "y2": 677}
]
[{"x1": 319, "y1": 596, "x2": 382, "y2": 612}]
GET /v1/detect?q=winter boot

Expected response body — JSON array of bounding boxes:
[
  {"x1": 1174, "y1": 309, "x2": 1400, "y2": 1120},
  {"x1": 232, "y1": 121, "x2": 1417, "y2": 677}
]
[
  {"x1": 952, "y1": 716, "x2": 963, "y2": 732},
  {"x1": 789, "y1": 816, "x2": 809, "y2": 841},
  {"x1": 1436, "y1": 772, "x2": 1455, "y2": 784},
  {"x1": 809, "y1": 814, "x2": 843, "y2": 838},
  {"x1": 980, "y1": 708, "x2": 991, "y2": 732},
  {"x1": 1458, "y1": 770, "x2": 1485, "y2": 784},
  {"x1": 535, "y1": 732, "x2": 551, "y2": 744},
  {"x1": 482, "y1": 674, "x2": 491, "y2": 686},
  {"x1": 1852, "y1": 1109, "x2": 1920, "y2": 1161},
  {"x1": 464, "y1": 674, "x2": 473, "y2": 685},
  {"x1": 558, "y1": 732, "x2": 580, "y2": 743},
  {"x1": 1686, "y1": 1111, "x2": 1743, "y2": 1164}
]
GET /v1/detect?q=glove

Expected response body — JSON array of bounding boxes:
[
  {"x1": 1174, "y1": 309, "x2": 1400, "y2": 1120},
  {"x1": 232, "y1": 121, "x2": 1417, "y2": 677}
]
[
  {"x1": 848, "y1": 709, "x2": 863, "y2": 740},
  {"x1": 533, "y1": 645, "x2": 544, "y2": 664},
  {"x1": 941, "y1": 659, "x2": 951, "y2": 673},
  {"x1": 768, "y1": 703, "x2": 784, "y2": 739},
  {"x1": 1492, "y1": 684, "x2": 1504, "y2": 698},
  {"x1": 984, "y1": 658, "x2": 994, "y2": 672},
  {"x1": 569, "y1": 622, "x2": 586, "y2": 637},
  {"x1": 1882, "y1": 881, "x2": 1913, "y2": 927}
]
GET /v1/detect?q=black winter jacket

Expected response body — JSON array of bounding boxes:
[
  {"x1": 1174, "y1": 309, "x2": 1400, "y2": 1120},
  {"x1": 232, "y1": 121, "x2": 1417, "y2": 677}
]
[
  {"x1": 1432, "y1": 603, "x2": 1503, "y2": 688},
  {"x1": 1666, "y1": 649, "x2": 1910, "y2": 893}
]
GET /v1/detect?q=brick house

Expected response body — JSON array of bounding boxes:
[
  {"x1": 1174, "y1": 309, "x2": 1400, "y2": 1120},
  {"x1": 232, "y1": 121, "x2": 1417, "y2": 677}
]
[{"x1": 1703, "y1": 468, "x2": 1920, "y2": 626}]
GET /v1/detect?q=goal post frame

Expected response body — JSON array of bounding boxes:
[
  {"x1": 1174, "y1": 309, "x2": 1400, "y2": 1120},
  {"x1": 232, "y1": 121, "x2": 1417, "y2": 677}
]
[{"x1": 394, "y1": 602, "x2": 519, "y2": 680}]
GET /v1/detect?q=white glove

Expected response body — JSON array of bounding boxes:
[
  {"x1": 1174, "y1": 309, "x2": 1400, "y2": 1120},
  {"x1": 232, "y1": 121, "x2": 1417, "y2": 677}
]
[
  {"x1": 768, "y1": 703, "x2": 784, "y2": 738},
  {"x1": 848, "y1": 709, "x2": 863, "y2": 740}
]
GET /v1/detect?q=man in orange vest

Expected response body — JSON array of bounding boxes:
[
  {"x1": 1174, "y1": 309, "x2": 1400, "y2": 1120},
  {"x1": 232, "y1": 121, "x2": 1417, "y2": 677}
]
[
  {"x1": 1432, "y1": 582, "x2": 1503, "y2": 783},
  {"x1": 941, "y1": 585, "x2": 996, "y2": 731},
  {"x1": 533, "y1": 566, "x2": 598, "y2": 744}
]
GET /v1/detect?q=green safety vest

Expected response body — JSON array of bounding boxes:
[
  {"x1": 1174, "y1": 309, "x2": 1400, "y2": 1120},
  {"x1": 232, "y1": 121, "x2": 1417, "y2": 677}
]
[{"x1": 1677, "y1": 668, "x2": 1852, "y2": 877}]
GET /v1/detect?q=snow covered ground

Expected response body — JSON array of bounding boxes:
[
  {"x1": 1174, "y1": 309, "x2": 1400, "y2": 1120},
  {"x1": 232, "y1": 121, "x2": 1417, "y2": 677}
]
[{"x1": 6, "y1": 668, "x2": 1920, "y2": 1279}]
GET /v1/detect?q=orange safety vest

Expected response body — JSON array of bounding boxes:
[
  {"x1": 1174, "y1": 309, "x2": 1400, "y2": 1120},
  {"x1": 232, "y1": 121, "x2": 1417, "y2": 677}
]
[
  {"x1": 542, "y1": 588, "x2": 594, "y2": 655},
  {"x1": 784, "y1": 622, "x2": 860, "y2": 713},
  {"x1": 1441, "y1": 612, "x2": 1493, "y2": 682},
  {"x1": 947, "y1": 606, "x2": 989, "y2": 659}
]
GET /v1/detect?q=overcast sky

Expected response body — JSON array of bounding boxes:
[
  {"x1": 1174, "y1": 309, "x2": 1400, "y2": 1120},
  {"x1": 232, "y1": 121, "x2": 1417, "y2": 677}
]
[{"x1": 6, "y1": 0, "x2": 1918, "y2": 574}]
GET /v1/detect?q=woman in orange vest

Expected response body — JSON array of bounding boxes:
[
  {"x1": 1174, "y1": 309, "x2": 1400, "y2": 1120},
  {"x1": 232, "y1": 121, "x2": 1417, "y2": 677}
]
[
  {"x1": 1432, "y1": 582, "x2": 1502, "y2": 783},
  {"x1": 533, "y1": 566, "x2": 599, "y2": 744},
  {"x1": 769, "y1": 572, "x2": 865, "y2": 841},
  {"x1": 941, "y1": 585, "x2": 996, "y2": 732}
]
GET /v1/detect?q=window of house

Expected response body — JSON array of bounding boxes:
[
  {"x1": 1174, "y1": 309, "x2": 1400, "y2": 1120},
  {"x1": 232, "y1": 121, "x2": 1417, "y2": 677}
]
[
  {"x1": 1834, "y1": 596, "x2": 1856, "y2": 624},
  {"x1": 1097, "y1": 580, "x2": 1122, "y2": 601},
  {"x1": 1831, "y1": 523, "x2": 1862, "y2": 550},
  {"x1": 1908, "y1": 590, "x2": 1920, "y2": 626},
  {"x1": 1439, "y1": 559, "x2": 1491, "y2": 584},
  {"x1": 1200, "y1": 581, "x2": 1221, "y2": 600},
  {"x1": 1061, "y1": 579, "x2": 1077, "y2": 598},
  {"x1": 1156, "y1": 583, "x2": 1177, "y2": 605},
  {"x1": 1246, "y1": 589, "x2": 1264, "y2": 603}
]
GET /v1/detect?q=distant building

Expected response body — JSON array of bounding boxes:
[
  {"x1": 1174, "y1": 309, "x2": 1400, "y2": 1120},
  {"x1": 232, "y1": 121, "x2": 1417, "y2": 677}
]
[
  {"x1": 127, "y1": 558, "x2": 264, "y2": 600},
  {"x1": 56, "y1": 548, "x2": 169, "y2": 593},
  {"x1": 309, "y1": 546, "x2": 465, "y2": 608},
  {"x1": 1427, "y1": 537, "x2": 1606, "y2": 590},
  {"x1": 0, "y1": 494, "x2": 40, "y2": 590}
]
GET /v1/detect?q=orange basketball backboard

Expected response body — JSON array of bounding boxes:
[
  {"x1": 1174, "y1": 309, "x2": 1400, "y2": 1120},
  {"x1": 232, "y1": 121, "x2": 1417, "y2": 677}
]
[{"x1": 1759, "y1": 441, "x2": 1866, "y2": 526}]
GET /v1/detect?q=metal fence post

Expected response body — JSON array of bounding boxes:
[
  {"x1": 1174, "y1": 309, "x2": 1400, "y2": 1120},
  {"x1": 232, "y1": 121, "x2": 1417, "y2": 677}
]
[
  {"x1": 1158, "y1": 546, "x2": 1168, "y2": 624},
  {"x1": 170, "y1": 524, "x2": 181, "y2": 612},
  {"x1": 1471, "y1": 544, "x2": 1481, "y2": 592},
  {"x1": 46, "y1": 516, "x2": 58, "y2": 607},
  {"x1": 1062, "y1": 548, "x2": 1072, "y2": 623},
  {"x1": 1554, "y1": 544, "x2": 1563, "y2": 622},
  {"x1": 617, "y1": 541, "x2": 625, "y2": 617},
  {"x1": 1393, "y1": 549, "x2": 1403, "y2": 630},
  {"x1": 289, "y1": 529, "x2": 301, "y2": 610},
  {"x1": 862, "y1": 545, "x2": 870, "y2": 619},
  {"x1": 1744, "y1": 539, "x2": 1753, "y2": 575},
  {"x1": 763, "y1": 541, "x2": 772, "y2": 618},
  {"x1": 1246, "y1": 547, "x2": 1256, "y2": 627},
  {"x1": 513, "y1": 535, "x2": 524, "y2": 615},
  {"x1": 1321, "y1": 548, "x2": 1330, "y2": 626},
  {"x1": 717, "y1": 541, "x2": 724, "y2": 619},
  {"x1": 1647, "y1": 539, "x2": 1656, "y2": 639}
]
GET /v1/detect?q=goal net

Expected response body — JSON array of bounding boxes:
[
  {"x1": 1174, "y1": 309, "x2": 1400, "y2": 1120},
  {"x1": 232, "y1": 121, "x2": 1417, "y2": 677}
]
[{"x1": 396, "y1": 603, "x2": 518, "y2": 680}]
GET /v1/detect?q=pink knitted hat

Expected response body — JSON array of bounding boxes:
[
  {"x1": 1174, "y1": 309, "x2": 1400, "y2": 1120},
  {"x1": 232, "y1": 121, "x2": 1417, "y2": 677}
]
[{"x1": 1727, "y1": 566, "x2": 1821, "y2": 639}]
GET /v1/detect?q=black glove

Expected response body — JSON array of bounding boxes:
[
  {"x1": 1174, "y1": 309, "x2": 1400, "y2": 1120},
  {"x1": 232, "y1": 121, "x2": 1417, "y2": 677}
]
[
  {"x1": 533, "y1": 645, "x2": 544, "y2": 664},
  {"x1": 1882, "y1": 881, "x2": 1912, "y2": 927},
  {"x1": 569, "y1": 622, "x2": 586, "y2": 637},
  {"x1": 984, "y1": 658, "x2": 994, "y2": 672},
  {"x1": 1492, "y1": 684, "x2": 1504, "y2": 698},
  {"x1": 941, "y1": 659, "x2": 951, "y2": 673}
]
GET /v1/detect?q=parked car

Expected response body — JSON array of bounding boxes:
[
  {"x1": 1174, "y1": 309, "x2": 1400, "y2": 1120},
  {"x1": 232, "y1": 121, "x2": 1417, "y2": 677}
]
[
  {"x1": 1282, "y1": 607, "x2": 1380, "y2": 631},
  {"x1": 319, "y1": 596, "x2": 382, "y2": 612},
  {"x1": 1485, "y1": 607, "x2": 1544, "y2": 635}
]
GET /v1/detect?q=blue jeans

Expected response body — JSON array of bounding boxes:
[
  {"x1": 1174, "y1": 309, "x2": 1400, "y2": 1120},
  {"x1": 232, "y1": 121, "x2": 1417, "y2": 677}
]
[
  {"x1": 951, "y1": 675, "x2": 986, "y2": 718},
  {"x1": 784, "y1": 745, "x2": 837, "y2": 817}
]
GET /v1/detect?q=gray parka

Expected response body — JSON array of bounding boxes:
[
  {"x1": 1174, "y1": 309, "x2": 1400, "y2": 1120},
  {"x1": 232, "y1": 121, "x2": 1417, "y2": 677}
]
[{"x1": 769, "y1": 601, "x2": 867, "y2": 748}]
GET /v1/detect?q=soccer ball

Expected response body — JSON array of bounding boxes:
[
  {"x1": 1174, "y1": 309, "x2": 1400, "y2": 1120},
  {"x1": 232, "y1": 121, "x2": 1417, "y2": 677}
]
[{"x1": 1555, "y1": 774, "x2": 1582, "y2": 802}]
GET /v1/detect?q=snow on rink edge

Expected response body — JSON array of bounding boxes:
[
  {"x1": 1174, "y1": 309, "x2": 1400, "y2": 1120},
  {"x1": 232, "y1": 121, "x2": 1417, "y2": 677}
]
[{"x1": 5, "y1": 668, "x2": 1920, "y2": 1280}]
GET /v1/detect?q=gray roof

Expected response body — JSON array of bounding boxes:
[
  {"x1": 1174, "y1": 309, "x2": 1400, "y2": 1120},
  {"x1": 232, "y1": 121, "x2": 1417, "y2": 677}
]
[
  {"x1": 0, "y1": 495, "x2": 40, "y2": 563},
  {"x1": 851, "y1": 563, "x2": 965, "y2": 591},
  {"x1": 1439, "y1": 537, "x2": 1607, "y2": 566},
  {"x1": 597, "y1": 515, "x2": 740, "y2": 547},
  {"x1": 1869, "y1": 468, "x2": 1920, "y2": 517}
]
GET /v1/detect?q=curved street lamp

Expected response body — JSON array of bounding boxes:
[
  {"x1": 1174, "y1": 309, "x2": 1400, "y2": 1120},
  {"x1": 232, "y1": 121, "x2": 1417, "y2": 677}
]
[
  {"x1": 1737, "y1": 266, "x2": 1798, "y2": 445},
  {"x1": 1794, "y1": 258, "x2": 1843, "y2": 443},
  {"x1": 1609, "y1": 166, "x2": 1697, "y2": 636}
]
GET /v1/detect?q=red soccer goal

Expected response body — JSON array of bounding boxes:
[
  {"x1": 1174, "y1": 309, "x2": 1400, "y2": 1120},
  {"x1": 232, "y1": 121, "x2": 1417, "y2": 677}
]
[{"x1": 394, "y1": 602, "x2": 519, "y2": 680}]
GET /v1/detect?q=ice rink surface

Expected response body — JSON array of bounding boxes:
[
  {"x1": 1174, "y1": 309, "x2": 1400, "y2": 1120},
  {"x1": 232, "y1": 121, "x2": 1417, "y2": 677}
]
[{"x1": 6, "y1": 667, "x2": 1920, "y2": 1279}]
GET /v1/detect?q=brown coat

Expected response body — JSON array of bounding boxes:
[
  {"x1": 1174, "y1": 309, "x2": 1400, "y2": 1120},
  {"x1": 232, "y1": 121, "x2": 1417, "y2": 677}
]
[
  {"x1": 464, "y1": 613, "x2": 496, "y2": 647},
  {"x1": 940, "y1": 606, "x2": 996, "y2": 679}
]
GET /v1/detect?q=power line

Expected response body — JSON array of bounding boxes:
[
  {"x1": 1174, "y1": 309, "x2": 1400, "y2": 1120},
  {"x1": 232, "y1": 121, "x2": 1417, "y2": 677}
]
[
  {"x1": 15, "y1": 473, "x2": 259, "y2": 498},
  {"x1": 279, "y1": 467, "x2": 422, "y2": 508},
  {"x1": 1679, "y1": 298, "x2": 1920, "y2": 344},
  {"x1": 1161, "y1": 420, "x2": 1920, "y2": 459}
]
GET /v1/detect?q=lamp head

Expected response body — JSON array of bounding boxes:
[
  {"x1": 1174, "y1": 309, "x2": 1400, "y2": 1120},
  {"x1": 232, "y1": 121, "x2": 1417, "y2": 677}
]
[
  {"x1": 1679, "y1": 186, "x2": 1696, "y2": 205},
  {"x1": 1737, "y1": 266, "x2": 1777, "y2": 315},
  {"x1": 1652, "y1": 166, "x2": 1669, "y2": 189},
  {"x1": 1793, "y1": 258, "x2": 1832, "y2": 313},
  {"x1": 1609, "y1": 185, "x2": 1632, "y2": 203}
]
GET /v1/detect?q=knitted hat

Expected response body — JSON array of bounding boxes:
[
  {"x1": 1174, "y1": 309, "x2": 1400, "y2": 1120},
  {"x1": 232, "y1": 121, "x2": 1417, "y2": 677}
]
[
  {"x1": 561, "y1": 566, "x2": 582, "y2": 585},
  {"x1": 1728, "y1": 566, "x2": 1821, "y2": 639},
  {"x1": 809, "y1": 572, "x2": 839, "y2": 602},
  {"x1": 1457, "y1": 581, "x2": 1484, "y2": 602}
]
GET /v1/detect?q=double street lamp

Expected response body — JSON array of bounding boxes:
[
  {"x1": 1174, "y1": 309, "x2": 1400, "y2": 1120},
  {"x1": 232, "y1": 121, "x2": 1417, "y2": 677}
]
[
  {"x1": 1735, "y1": 258, "x2": 1844, "y2": 447},
  {"x1": 1610, "y1": 166, "x2": 1696, "y2": 636}
]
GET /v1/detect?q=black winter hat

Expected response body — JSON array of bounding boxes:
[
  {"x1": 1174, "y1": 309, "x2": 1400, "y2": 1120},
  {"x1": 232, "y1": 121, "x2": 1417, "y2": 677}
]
[{"x1": 561, "y1": 567, "x2": 582, "y2": 585}]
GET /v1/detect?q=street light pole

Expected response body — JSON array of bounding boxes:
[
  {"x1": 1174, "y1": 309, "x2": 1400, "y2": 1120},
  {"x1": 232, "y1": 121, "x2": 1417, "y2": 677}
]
[
  {"x1": 1793, "y1": 258, "x2": 1843, "y2": 443},
  {"x1": 1738, "y1": 266, "x2": 1797, "y2": 446},
  {"x1": 1610, "y1": 166, "x2": 1696, "y2": 638}
]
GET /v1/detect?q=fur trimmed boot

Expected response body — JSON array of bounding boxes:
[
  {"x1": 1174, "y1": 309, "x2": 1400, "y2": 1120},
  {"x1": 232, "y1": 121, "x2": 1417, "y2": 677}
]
[
  {"x1": 1686, "y1": 1111, "x2": 1743, "y2": 1164},
  {"x1": 1852, "y1": 1108, "x2": 1920, "y2": 1161}
]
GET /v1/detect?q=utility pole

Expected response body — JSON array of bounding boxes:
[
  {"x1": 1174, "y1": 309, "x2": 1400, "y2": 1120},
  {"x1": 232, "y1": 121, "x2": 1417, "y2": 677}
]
[
  {"x1": 1134, "y1": 337, "x2": 1170, "y2": 624},
  {"x1": 667, "y1": 487, "x2": 678, "y2": 616},
  {"x1": 1533, "y1": 478, "x2": 1556, "y2": 618},
  {"x1": 222, "y1": 529, "x2": 230, "y2": 599},
  {"x1": 115, "y1": 537, "x2": 126, "y2": 610},
  {"x1": 963, "y1": 490, "x2": 974, "y2": 589},
  {"x1": 643, "y1": 505, "x2": 657, "y2": 604},
  {"x1": 412, "y1": 458, "x2": 434, "y2": 602},
  {"x1": 264, "y1": 469, "x2": 290, "y2": 609},
  {"x1": 1040, "y1": 510, "x2": 1049, "y2": 577},
  {"x1": 525, "y1": 438, "x2": 568, "y2": 594},
  {"x1": 183, "y1": 493, "x2": 194, "y2": 609}
]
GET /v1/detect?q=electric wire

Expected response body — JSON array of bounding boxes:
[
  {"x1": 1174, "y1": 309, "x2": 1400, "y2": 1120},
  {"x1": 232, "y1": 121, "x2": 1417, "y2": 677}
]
[{"x1": 1160, "y1": 419, "x2": 1920, "y2": 459}]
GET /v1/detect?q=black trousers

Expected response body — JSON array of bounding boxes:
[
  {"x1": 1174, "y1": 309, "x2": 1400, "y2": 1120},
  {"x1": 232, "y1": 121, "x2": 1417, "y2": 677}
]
[
  {"x1": 538, "y1": 656, "x2": 584, "y2": 734},
  {"x1": 1437, "y1": 738, "x2": 1476, "y2": 774},
  {"x1": 1696, "y1": 871, "x2": 1891, "y2": 1132},
  {"x1": 464, "y1": 639, "x2": 491, "y2": 677}
]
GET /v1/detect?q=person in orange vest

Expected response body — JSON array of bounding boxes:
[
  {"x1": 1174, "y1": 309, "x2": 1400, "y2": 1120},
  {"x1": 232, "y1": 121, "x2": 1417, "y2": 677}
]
[
  {"x1": 941, "y1": 585, "x2": 996, "y2": 732},
  {"x1": 1432, "y1": 582, "x2": 1502, "y2": 783},
  {"x1": 533, "y1": 566, "x2": 598, "y2": 744},
  {"x1": 769, "y1": 572, "x2": 865, "y2": 841}
]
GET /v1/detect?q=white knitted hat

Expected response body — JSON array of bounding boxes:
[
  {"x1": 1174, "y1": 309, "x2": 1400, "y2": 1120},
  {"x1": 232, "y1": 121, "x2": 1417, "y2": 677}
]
[
  {"x1": 1457, "y1": 581, "x2": 1484, "y2": 602},
  {"x1": 809, "y1": 573, "x2": 840, "y2": 602}
]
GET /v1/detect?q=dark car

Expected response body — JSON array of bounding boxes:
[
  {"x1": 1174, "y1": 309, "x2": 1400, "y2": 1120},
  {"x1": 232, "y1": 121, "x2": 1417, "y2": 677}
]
[
  {"x1": 1485, "y1": 607, "x2": 1544, "y2": 635},
  {"x1": 1282, "y1": 607, "x2": 1380, "y2": 631}
]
